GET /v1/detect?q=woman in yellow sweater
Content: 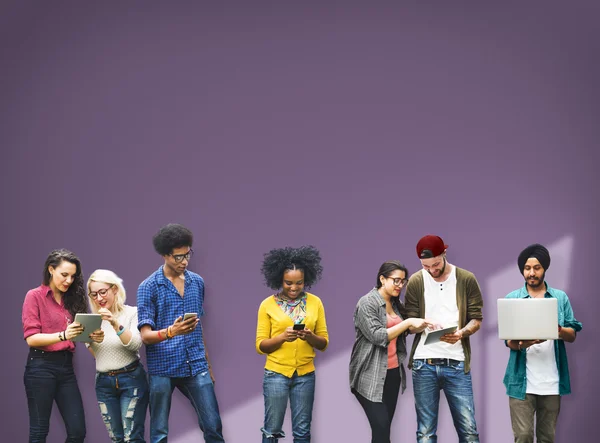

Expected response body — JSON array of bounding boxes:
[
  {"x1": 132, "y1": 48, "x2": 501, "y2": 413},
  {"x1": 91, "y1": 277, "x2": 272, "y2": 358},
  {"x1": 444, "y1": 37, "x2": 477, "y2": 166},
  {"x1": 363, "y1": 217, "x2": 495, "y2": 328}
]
[{"x1": 255, "y1": 245, "x2": 329, "y2": 443}]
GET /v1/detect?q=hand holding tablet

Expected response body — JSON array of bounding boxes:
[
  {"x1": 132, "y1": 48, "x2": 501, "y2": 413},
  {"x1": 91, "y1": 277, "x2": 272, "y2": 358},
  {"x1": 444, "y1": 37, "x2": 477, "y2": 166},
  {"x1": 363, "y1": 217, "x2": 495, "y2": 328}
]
[{"x1": 71, "y1": 314, "x2": 103, "y2": 343}]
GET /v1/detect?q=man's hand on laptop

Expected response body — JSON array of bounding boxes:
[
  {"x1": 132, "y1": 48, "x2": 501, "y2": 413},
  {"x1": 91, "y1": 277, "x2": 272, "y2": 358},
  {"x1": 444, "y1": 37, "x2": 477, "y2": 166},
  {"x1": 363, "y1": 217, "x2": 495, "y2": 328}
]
[{"x1": 518, "y1": 339, "x2": 546, "y2": 350}]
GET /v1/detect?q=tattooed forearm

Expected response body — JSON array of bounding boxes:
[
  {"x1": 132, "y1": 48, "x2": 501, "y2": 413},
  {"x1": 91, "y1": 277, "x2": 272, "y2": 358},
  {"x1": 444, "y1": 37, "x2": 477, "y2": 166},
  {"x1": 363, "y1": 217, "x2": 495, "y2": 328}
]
[{"x1": 460, "y1": 319, "x2": 482, "y2": 338}]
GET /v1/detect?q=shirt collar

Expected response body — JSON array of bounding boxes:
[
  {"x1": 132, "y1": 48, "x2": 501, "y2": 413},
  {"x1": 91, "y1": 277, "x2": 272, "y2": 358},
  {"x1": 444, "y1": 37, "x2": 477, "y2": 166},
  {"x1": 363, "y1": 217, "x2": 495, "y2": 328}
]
[
  {"x1": 155, "y1": 265, "x2": 190, "y2": 286},
  {"x1": 519, "y1": 281, "x2": 555, "y2": 299},
  {"x1": 368, "y1": 287, "x2": 387, "y2": 307}
]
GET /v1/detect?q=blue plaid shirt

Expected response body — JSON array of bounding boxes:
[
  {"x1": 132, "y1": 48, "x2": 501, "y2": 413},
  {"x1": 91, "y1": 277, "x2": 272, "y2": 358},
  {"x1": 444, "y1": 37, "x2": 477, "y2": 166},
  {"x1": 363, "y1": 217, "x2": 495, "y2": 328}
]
[{"x1": 137, "y1": 266, "x2": 208, "y2": 377}]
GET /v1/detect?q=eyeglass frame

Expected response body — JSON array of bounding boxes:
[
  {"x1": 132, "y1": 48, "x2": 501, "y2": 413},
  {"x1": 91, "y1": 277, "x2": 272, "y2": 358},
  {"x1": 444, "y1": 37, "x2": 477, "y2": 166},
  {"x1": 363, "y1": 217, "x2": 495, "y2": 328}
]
[
  {"x1": 386, "y1": 277, "x2": 408, "y2": 286},
  {"x1": 89, "y1": 284, "x2": 115, "y2": 299},
  {"x1": 170, "y1": 248, "x2": 194, "y2": 263}
]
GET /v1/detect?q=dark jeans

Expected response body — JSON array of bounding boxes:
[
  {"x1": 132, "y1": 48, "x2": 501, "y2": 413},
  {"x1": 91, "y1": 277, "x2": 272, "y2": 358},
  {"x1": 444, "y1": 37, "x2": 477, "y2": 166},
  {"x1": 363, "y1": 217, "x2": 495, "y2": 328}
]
[
  {"x1": 509, "y1": 394, "x2": 561, "y2": 443},
  {"x1": 353, "y1": 368, "x2": 401, "y2": 443},
  {"x1": 23, "y1": 348, "x2": 86, "y2": 443}
]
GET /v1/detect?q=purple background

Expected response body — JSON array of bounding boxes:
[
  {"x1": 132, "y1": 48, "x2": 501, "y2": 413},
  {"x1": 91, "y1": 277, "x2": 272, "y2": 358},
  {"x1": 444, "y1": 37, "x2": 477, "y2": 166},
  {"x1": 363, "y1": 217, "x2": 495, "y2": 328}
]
[{"x1": 2, "y1": 2, "x2": 598, "y2": 442}]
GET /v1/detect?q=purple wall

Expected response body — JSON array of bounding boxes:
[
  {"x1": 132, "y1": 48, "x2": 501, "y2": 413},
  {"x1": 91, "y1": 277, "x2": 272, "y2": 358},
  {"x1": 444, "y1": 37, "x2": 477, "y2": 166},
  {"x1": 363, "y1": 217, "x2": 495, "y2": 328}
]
[{"x1": 3, "y1": 2, "x2": 598, "y2": 442}]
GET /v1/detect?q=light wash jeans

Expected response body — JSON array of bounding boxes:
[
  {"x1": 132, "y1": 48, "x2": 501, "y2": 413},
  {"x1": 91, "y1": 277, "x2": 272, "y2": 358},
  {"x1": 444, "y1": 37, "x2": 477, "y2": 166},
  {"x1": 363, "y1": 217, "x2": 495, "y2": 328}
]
[
  {"x1": 261, "y1": 369, "x2": 316, "y2": 443},
  {"x1": 95, "y1": 362, "x2": 149, "y2": 443},
  {"x1": 149, "y1": 371, "x2": 224, "y2": 443}
]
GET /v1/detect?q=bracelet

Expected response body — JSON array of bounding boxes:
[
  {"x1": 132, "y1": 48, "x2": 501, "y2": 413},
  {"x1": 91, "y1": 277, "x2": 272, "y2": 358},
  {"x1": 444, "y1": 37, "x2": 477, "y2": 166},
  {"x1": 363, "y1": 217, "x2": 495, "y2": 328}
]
[
  {"x1": 59, "y1": 331, "x2": 65, "y2": 341},
  {"x1": 166, "y1": 326, "x2": 173, "y2": 339},
  {"x1": 157, "y1": 329, "x2": 163, "y2": 340},
  {"x1": 116, "y1": 325, "x2": 125, "y2": 336}
]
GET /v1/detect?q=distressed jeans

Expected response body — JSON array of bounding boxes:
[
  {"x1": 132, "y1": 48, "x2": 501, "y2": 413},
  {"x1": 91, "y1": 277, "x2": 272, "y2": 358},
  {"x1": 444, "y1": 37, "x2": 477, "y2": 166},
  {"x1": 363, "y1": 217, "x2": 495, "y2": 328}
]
[
  {"x1": 95, "y1": 363, "x2": 149, "y2": 443},
  {"x1": 261, "y1": 369, "x2": 316, "y2": 443},
  {"x1": 412, "y1": 359, "x2": 479, "y2": 443}
]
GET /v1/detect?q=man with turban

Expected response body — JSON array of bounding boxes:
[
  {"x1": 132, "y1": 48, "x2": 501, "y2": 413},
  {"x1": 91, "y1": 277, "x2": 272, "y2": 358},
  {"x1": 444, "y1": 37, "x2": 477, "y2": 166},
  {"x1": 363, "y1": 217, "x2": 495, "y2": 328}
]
[
  {"x1": 503, "y1": 243, "x2": 582, "y2": 443},
  {"x1": 405, "y1": 235, "x2": 483, "y2": 443}
]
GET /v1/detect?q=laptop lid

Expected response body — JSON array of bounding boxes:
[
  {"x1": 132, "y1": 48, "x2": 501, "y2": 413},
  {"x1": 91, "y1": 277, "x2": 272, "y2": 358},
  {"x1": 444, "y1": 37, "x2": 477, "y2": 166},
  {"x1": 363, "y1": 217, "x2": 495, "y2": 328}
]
[{"x1": 497, "y1": 298, "x2": 559, "y2": 340}]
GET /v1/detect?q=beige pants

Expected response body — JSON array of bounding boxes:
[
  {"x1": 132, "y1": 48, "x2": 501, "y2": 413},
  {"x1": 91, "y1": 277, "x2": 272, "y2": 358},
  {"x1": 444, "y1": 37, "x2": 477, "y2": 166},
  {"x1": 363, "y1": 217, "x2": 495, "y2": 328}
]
[{"x1": 509, "y1": 394, "x2": 561, "y2": 443}]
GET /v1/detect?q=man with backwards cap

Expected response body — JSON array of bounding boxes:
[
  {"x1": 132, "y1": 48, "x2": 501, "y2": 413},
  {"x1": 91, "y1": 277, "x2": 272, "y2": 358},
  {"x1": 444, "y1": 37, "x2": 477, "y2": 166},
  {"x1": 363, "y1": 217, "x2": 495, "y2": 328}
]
[
  {"x1": 405, "y1": 235, "x2": 483, "y2": 443},
  {"x1": 503, "y1": 244, "x2": 582, "y2": 443}
]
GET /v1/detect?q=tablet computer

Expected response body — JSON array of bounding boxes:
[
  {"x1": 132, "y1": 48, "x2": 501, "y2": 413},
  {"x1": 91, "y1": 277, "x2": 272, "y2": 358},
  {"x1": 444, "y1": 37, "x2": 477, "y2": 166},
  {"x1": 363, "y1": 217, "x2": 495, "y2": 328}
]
[
  {"x1": 72, "y1": 313, "x2": 102, "y2": 343},
  {"x1": 423, "y1": 325, "x2": 458, "y2": 345}
]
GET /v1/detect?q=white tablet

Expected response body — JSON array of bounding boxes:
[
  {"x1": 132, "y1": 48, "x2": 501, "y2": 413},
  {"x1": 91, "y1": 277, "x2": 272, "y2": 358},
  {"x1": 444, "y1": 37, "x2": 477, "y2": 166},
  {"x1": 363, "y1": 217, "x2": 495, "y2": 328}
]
[
  {"x1": 72, "y1": 313, "x2": 102, "y2": 343},
  {"x1": 423, "y1": 325, "x2": 458, "y2": 345}
]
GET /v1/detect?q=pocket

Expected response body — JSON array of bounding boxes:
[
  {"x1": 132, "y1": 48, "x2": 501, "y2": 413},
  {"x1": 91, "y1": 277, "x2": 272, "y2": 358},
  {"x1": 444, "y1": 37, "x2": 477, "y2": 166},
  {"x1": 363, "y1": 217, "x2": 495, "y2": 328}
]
[
  {"x1": 264, "y1": 369, "x2": 277, "y2": 377},
  {"x1": 412, "y1": 360, "x2": 424, "y2": 371}
]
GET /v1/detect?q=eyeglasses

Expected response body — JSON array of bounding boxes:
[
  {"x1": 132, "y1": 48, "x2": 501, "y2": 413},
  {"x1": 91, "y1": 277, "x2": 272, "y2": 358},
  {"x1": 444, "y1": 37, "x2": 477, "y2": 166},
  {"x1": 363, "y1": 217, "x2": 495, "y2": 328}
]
[
  {"x1": 386, "y1": 277, "x2": 408, "y2": 286},
  {"x1": 89, "y1": 285, "x2": 114, "y2": 299},
  {"x1": 170, "y1": 248, "x2": 194, "y2": 263}
]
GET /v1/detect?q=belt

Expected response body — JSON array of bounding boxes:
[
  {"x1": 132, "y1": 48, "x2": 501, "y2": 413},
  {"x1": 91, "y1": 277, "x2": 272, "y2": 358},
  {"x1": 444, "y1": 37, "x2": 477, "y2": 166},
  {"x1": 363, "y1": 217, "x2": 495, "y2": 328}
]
[
  {"x1": 417, "y1": 358, "x2": 462, "y2": 366},
  {"x1": 101, "y1": 360, "x2": 140, "y2": 376}
]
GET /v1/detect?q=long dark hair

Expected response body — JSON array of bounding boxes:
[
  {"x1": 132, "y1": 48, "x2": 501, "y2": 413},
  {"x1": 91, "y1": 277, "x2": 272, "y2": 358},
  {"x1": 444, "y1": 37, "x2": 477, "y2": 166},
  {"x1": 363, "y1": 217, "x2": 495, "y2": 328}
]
[
  {"x1": 42, "y1": 249, "x2": 88, "y2": 318},
  {"x1": 376, "y1": 260, "x2": 409, "y2": 318}
]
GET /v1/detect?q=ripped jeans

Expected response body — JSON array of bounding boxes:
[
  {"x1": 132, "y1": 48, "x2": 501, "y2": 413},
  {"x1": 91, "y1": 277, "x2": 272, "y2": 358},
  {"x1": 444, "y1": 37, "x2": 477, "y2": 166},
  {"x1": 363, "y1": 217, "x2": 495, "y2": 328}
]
[
  {"x1": 95, "y1": 362, "x2": 149, "y2": 443},
  {"x1": 412, "y1": 359, "x2": 479, "y2": 443}
]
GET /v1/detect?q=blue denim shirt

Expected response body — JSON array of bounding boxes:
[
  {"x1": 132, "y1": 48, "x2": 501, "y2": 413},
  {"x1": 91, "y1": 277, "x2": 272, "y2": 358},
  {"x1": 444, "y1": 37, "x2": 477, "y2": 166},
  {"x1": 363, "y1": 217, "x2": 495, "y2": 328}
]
[
  {"x1": 137, "y1": 266, "x2": 207, "y2": 377},
  {"x1": 502, "y1": 282, "x2": 582, "y2": 399}
]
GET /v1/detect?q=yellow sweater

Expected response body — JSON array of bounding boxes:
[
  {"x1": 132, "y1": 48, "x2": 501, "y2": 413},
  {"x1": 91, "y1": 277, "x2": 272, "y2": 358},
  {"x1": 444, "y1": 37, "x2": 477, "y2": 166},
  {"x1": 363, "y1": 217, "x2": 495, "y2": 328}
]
[{"x1": 255, "y1": 292, "x2": 329, "y2": 377}]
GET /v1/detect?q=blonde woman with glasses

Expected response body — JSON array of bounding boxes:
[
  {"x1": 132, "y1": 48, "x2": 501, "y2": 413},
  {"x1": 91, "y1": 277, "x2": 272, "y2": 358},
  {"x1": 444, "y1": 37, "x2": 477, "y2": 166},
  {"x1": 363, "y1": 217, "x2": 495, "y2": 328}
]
[{"x1": 87, "y1": 269, "x2": 149, "y2": 443}]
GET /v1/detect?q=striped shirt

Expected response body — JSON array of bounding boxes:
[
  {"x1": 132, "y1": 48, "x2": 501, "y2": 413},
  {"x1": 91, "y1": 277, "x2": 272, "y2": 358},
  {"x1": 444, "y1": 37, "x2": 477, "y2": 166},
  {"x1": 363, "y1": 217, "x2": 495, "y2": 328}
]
[
  {"x1": 349, "y1": 288, "x2": 407, "y2": 402},
  {"x1": 137, "y1": 266, "x2": 207, "y2": 377}
]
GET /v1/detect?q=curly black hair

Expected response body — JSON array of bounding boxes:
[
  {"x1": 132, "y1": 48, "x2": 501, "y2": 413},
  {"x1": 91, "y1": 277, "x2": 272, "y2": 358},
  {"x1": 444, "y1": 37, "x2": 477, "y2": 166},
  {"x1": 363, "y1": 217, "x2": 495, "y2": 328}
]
[
  {"x1": 260, "y1": 245, "x2": 323, "y2": 290},
  {"x1": 42, "y1": 249, "x2": 88, "y2": 318},
  {"x1": 152, "y1": 223, "x2": 193, "y2": 256},
  {"x1": 375, "y1": 260, "x2": 409, "y2": 318}
]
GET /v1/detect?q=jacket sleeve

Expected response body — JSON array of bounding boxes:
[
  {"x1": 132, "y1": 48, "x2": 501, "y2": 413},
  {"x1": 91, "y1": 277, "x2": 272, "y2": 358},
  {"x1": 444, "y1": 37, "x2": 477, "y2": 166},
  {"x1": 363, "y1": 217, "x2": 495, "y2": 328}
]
[
  {"x1": 404, "y1": 276, "x2": 421, "y2": 319},
  {"x1": 466, "y1": 273, "x2": 484, "y2": 321},
  {"x1": 354, "y1": 298, "x2": 388, "y2": 348}
]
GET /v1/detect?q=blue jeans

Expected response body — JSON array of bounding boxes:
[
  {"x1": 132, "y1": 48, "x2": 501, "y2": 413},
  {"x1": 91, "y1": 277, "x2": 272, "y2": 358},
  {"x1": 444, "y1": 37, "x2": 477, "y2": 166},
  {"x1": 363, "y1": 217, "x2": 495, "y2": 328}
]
[
  {"x1": 261, "y1": 370, "x2": 316, "y2": 443},
  {"x1": 23, "y1": 349, "x2": 86, "y2": 443},
  {"x1": 149, "y1": 371, "x2": 224, "y2": 443},
  {"x1": 412, "y1": 359, "x2": 479, "y2": 443},
  {"x1": 95, "y1": 362, "x2": 150, "y2": 442}
]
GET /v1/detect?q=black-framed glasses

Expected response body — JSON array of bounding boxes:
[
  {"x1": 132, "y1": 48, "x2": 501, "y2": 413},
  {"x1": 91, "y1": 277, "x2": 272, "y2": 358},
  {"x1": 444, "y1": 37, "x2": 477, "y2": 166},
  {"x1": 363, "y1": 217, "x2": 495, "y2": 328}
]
[
  {"x1": 387, "y1": 277, "x2": 408, "y2": 286},
  {"x1": 89, "y1": 285, "x2": 114, "y2": 299},
  {"x1": 170, "y1": 248, "x2": 194, "y2": 263}
]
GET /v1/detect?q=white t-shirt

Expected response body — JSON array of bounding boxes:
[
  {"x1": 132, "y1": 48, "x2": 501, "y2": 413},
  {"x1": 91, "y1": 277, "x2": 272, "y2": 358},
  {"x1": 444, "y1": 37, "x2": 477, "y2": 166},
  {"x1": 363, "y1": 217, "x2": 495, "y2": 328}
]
[
  {"x1": 413, "y1": 267, "x2": 465, "y2": 361},
  {"x1": 88, "y1": 305, "x2": 143, "y2": 372},
  {"x1": 526, "y1": 340, "x2": 560, "y2": 395}
]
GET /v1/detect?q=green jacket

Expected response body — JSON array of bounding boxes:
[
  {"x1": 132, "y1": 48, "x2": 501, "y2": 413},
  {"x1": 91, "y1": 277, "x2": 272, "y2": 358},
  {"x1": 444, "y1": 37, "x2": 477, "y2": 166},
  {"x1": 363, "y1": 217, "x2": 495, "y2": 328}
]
[{"x1": 405, "y1": 267, "x2": 483, "y2": 373}]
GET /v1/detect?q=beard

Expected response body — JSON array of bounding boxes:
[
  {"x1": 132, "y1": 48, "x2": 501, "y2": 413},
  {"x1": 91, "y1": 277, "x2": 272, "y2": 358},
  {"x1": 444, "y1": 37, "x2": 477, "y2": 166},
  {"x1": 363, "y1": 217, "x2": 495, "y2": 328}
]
[
  {"x1": 428, "y1": 257, "x2": 447, "y2": 278},
  {"x1": 525, "y1": 271, "x2": 545, "y2": 288}
]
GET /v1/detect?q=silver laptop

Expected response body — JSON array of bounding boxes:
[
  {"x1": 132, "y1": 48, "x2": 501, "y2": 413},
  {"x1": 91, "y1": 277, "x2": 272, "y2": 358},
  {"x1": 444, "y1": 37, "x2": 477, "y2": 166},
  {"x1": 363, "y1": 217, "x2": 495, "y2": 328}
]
[{"x1": 497, "y1": 298, "x2": 559, "y2": 340}]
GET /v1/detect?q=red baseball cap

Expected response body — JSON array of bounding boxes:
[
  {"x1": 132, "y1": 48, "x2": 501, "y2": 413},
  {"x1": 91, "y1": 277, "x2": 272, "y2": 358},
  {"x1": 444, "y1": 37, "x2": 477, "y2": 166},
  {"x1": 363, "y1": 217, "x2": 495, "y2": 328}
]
[{"x1": 416, "y1": 235, "x2": 448, "y2": 259}]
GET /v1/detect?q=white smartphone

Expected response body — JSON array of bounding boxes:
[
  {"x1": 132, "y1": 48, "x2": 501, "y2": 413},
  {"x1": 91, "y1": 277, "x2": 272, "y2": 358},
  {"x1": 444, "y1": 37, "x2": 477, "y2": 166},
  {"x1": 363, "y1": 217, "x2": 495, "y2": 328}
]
[{"x1": 183, "y1": 313, "x2": 198, "y2": 321}]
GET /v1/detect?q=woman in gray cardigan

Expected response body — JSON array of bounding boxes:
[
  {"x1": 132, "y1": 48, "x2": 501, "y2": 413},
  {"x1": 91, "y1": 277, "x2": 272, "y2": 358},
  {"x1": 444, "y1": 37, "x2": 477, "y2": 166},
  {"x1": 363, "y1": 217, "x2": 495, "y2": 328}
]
[{"x1": 349, "y1": 261, "x2": 432, "y2": 443}]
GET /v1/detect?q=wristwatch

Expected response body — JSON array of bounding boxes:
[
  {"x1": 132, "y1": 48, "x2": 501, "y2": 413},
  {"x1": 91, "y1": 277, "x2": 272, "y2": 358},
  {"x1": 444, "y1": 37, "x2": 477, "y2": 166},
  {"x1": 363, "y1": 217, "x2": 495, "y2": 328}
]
[{"x1": 116, "y1": 324, "x2": 125, "y2": 336}]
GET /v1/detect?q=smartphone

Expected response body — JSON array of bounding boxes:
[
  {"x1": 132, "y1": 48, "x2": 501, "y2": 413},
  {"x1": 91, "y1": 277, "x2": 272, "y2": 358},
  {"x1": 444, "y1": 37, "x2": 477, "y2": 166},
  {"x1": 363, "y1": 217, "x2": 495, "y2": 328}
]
[
  {"x1": 183, "y1": 313, "x2": 198, "y2": 321},
  {"x1": 293, "y1": 324, "x2": 305, "y2": 331}
]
